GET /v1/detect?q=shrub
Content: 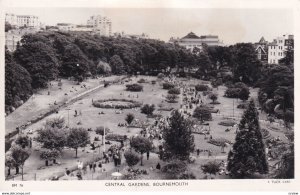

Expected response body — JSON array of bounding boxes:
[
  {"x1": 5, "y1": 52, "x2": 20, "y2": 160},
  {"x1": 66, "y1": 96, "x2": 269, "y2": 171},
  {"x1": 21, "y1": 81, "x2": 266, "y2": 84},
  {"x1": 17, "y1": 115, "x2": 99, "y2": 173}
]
[
  {"x1": 195, "y1": 84, "x2": 210, "y2": 92},
  {"x1": 157, "y1": 73, "x2": 165, "y2": 79},
  {"x1": 201, "y1": 161, "x2": 221, "y2": 176},
  {"x1": 124, "y1": 150, "x2": 140, "y2": 167},
  {"x1": 45, "y1": 117, "x2": 65, "y2": 129},
  {"x1": 166, "y1": 94, "x2": 178, "y2": 103},
  {"x1": 126, "y1": 83, "x2": 143, "y2": 92},
  {"x1": 239, "y1": 87, "x2": 250, "y2": 101},
  {"x1": 161, "y1": 160, "x2": 187, "y2": 179},
  {"x1": 162, "y1": 82, "x2": 175, "y2": 90},
  {"x1": 151, "y1": 80, "x2": 156, "y2": 85},
  {"x1": 224, "y1": 88, "x2": 240, "y2": 98},
  {"x1": 137, "y1": 78, "x2": 146, "y2": 83},
  {"x1": 193, "y1": 105, "x2": 212, "y2": 121},
  {"x1": 141, "y1": 104, "x2": 155, "y2": 116},
  {"x1": 178, "y1": 172, "x2": 196, "y2": 179},
  {"x1": 168, "y1": 87, "x2": 180, "y2": 95}
]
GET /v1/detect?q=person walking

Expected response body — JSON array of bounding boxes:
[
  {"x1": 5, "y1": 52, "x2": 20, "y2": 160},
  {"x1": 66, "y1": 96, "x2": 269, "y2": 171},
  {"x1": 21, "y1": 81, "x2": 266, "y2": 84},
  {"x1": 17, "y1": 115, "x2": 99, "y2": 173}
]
[
  {"x1": 196, "y1": 149, "x2": 200, "y2": 157},
  {"x1": 93, "y1": 162, "x2": 97, "y2": 172},
  {"x1": 89, "y1": 163, "x2": 93, "y2": 171},
  {"x1": 156, "y1": 163, "x2": 161, "y2": 170},
  {"x1": 146, "y1": 151, "x2": 150, "y2": 160}
]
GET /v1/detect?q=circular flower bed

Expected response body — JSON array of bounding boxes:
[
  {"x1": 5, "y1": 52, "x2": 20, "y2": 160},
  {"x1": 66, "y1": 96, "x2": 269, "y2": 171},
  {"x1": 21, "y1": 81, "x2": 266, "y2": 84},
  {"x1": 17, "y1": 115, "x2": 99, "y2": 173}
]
[
  {"x1": 93, "y1": 98, "x2": 142, "y2": 109},
  {"x1": 207, "y1": 138, "x2": 232, "y2": 146}
]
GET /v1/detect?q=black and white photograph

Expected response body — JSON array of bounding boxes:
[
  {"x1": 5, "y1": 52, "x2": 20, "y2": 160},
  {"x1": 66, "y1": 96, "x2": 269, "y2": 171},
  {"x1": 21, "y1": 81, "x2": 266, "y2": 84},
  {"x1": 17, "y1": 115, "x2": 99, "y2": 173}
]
[{"x1": 2, "y1": 0, "x2": 297, "y2": 189}]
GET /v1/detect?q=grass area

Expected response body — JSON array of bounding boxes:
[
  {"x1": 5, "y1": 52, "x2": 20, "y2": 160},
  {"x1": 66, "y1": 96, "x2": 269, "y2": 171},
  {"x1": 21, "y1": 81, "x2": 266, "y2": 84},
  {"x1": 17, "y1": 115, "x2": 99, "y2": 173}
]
[{"x1": 5, "y1": 75, "x2": 291, "y2": 180}]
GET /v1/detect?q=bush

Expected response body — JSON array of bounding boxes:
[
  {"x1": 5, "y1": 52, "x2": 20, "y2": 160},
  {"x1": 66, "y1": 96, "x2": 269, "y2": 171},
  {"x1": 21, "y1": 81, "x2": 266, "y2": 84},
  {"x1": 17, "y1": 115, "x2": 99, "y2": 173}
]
[
  {"x1": 168, "y1": 87, "x2": 180, "y2": 95},
  {"x1": 193, "y1": 105, "x2": 212, "y2": 121},
  {"x1": 157, "y1": 73, "x2": 165, "y2": 79},
  {"x1": 165, "y1": 94, "x2": 178, "y2": 103},
  {"x1": 151, "y1": 80, "x2": 156, "y2": 85},
  {"x1": 163, "y1": 82, "x2": 175, "y2": 90},
  {"x1": 124, "y1": 150, "x2": 140, "y2": 167},
  {"x1": 141, "y1": 104, "x2": 155, "y2": 116},
  {"x1": 126, "y1": 83, "x2": 143, "y2": 92},
  {"x1": 161, "y1": 160, "x2": 187, "y2": 179},
  {"x1": 195, "y1": 84, "x2": 210, "y2": 92},
  {"x1": 224, "y1": 88, "x2": 241, "y2": 98},
  {"x1": 209, "y1": 93, "x2": 218, "y2": 103},
  {"x1": 178, "y1": 172, "x2": 196, "y2": 179},
  {"x1": 137, "y1": 78, "x2": 146, "y2": 83},
  {"x1": 239, "y1": 87, "x2": 250, "y2": 101},
  {"x1": 201, "y1": 161, "x2": 221, "y2": 175}
]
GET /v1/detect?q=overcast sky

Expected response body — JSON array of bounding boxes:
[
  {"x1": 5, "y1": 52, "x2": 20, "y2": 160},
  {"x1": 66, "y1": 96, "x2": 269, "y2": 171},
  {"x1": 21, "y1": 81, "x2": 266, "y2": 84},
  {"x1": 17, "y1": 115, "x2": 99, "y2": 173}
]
[{"x1": 6, "y1": 7, "x2": 293, "y2": 45}]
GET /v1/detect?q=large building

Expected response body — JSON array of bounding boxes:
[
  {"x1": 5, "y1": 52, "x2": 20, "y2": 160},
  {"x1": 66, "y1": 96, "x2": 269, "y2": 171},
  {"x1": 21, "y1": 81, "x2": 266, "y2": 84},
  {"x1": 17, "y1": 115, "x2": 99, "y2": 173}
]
[
  {"x1": 87, "y1": 15, "x2": 112, "y2": 36},
  {"x1": 169, "y1": 32, "x2": 223, "y2": 52},
  {"x1": 6, "y1": 13, "x2": 40, "y2": 28},
  {"x1": 268, "y1": 34, "x2": 294, "y2": 64}
]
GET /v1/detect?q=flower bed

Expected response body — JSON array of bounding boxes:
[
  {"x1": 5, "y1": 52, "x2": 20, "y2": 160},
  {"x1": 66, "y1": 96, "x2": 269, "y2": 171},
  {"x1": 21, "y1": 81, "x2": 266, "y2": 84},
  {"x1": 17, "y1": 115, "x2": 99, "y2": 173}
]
[
  {"x1": 218, "y1": 120, "x2": 236, "y2": 127},
  {"x1": 92, "y1": 99, "x2": 142, "y2": 109},
  {"x1": 207, "y1": 138, "x2": 232, "y2": 146},
  {"x1": 105, "y1": 134, "x2": 127, "y2": 142}
]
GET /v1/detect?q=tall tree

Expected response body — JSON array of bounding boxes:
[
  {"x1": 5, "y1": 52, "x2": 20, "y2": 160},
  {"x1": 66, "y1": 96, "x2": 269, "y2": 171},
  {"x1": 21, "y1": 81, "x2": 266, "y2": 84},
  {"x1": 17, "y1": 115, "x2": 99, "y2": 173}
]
[
  {"x1": 227, "y1": 100, "x2": 268, "y2": 178},
  {"x1": 10, "y1": 145, "x2": 31, "y2": 180},
  {"x1": 67, "y1": 128, "x2": 90, "y2": 158},
  {"x1": 163, "y1": 110, "x2": 195, "y2": 160},
  {"x1": 109, "y1": 55, "x2": 126, "y2": 74},
  {"x1": 130, "y1": 136, "x2": 152, "y2": 166}
]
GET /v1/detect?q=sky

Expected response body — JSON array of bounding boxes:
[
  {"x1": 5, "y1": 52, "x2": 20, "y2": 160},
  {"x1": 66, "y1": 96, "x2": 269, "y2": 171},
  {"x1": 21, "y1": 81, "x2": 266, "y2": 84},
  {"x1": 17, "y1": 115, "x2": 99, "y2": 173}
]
[{"x1": 5, "y1": 7, "x2": 294, "y2": 45}]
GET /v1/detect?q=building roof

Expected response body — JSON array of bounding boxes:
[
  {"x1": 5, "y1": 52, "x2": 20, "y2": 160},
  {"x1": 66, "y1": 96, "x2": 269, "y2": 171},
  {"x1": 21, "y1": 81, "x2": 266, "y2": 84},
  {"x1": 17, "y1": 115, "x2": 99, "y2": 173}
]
[
  {"x1": 259, "y1": 36, "x2": 267, "y2": 44},
  {"x1": 182, "y1": 32, "x2": 200, "y2": 39}
]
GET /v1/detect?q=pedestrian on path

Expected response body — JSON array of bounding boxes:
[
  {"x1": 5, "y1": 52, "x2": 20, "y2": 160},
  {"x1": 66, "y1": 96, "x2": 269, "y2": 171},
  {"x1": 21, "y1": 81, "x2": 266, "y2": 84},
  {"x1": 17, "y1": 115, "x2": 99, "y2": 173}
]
[
  {"x1": 147, "y1": 151, "x2": 150, "y2": 160},
  {"x1": 89, "y1": 163, "x2": 93, "y2": 171},
  {"x1": 196, "y1": 149, "x2": 200, "y2": 157},
  {"x1": 93, "y1": 162, "x2": 96, "y2": 172},
  {"x1": 156, "y1": 163, "x2": 161, "y2": 170}
]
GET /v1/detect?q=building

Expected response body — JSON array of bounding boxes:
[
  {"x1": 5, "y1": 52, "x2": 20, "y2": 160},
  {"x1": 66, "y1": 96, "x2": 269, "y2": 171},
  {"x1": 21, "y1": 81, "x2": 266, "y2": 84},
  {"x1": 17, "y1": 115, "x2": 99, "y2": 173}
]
[
  {"x1": 5, "y1": 33, "x2": 22, "y2": 52},
  {"x1": 57, "y1": 23, "x2": 76, "y2": 31},
  {"x1": 113, "y1": 32, "x2": 149, "y2": 39},
  {"x1": 254, "y1": 37, "x2": 268, "y2": 64},
  {"x1": 87, "y1": 15, "x2": 112, "y2": 36},
  {"x1": 5, "y1": 28, "x2": 40, "y2": 52},
  {"x1": 6, "y1": 13, "x2": 40, "y2": 28},
  {"x1": 169, "y1": 32, "x2": 222, "y2": 52},
  {"x1": 268, "y1": 34, "x2": 294, "y2": 64}
]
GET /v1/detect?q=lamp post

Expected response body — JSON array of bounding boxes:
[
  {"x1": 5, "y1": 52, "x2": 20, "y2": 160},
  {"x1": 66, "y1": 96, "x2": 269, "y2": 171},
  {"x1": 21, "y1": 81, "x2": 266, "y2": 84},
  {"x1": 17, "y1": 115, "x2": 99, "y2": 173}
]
[{"x1": 66, "y1": 108, "x2": 71, "y2": 127}]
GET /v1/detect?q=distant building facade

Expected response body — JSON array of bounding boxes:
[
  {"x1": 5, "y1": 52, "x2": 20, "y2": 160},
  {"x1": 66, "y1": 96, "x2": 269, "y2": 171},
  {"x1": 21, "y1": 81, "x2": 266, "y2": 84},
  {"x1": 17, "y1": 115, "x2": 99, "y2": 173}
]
[
  {"x1": 268, "y1": 34, "x2": 294, "y2": 64},
  {"x1": 113, "y1": 32, "x2": 149, "y2": 39},
  {"x1": 254, "y1": 37, "x2": 268, "y2": 64},
  {"x1": 6, "y1": 13, "x2": 40, "y2": 28},
  {"x1": 87, "y1": 15, "x2": 112, "y2": 36},
  {"x1": 169, "y1": 32, "x2": 223, "y2": 52}
]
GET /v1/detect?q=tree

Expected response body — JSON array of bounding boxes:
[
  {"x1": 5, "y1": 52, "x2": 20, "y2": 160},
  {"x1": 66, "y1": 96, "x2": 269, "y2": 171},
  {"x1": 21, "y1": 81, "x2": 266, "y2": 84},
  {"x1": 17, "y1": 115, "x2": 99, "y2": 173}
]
[
  {"x1": 227, "y1": 100, "x2": 268, "y2": 178},
  {"x1": 125, "y1": 113, "x2": 135, "y2": 126},
  {"x1": 109, "y1": 55, "x2": 126, "y2": 74},
  {"x1": 130, "y1": 136, "x2": 152, "y2": 166},
  {"x1": 45, "y1": 117, "x2": 65, "y2": 129},
  {"x1": 5, "y1": 60, "x2": 32, "y2": 112},
  {"x1": 239, "y1": 87, "x2": 250, "y2": 102},
  {"x1": 124, "y1": 150, "x2": 140, "y2": 167},
  {"x1": 40, "y1": 149, "x2": 61, "y2": 166},
  {"x1": 5, "y1": 151, "x2": 16, "y2": 177},
  {"x1": 209, "y1": 93, "x2": 218, "y2": 103},
  {"x1": 15, "y1": 135, "x2": 30, "y2": 149},
  {"x1": 163, "y1": 110, "x2": 195, "y2": 161},
  {"x1": 5, "y1": 22, "x2": 14, "y2": 32},
  {"x1": 35, "y1": 127, "x2": 67, "y2": 151},
  {"x1": 141, "y1": 104, "x2": 155, "y2": 116},
  {"x1": 14, "y1": 40, "x2": 60, "y2": 89},
  {"x1": 67, "y1": 128, "x2": 90, "y2": 158},
  {"x1": 193, "y1": 105, "x2": 212, "y2": 122},
  {"x1": 279, "y1": 42, "x2": 294, "y2": 66},
  {"x1": 10, "y1": 145, "x2": 30, "y2": 180},
  {"x1": 201, "y1": 161, "x2": 221, "y2": 178},
  {"x1": 95, "y1": 126, "x2": 110, "y2": 145},
  {"x1": 231, "y1": 43, "x2": 262, "y2": 85}
]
